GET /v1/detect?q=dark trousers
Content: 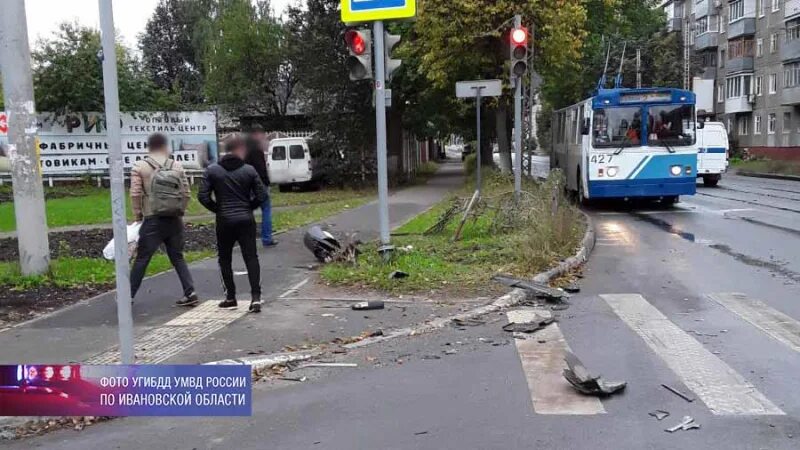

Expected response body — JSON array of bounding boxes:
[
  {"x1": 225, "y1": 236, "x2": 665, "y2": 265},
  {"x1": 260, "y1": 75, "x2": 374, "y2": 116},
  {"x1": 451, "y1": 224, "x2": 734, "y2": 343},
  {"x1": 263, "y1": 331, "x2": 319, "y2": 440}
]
[
  {"x1": 217, "y1": 219, "x2": 261, "y2": 300},
  {"x1": 130, "y1": 216, "x2": 194, "y2": 299}
]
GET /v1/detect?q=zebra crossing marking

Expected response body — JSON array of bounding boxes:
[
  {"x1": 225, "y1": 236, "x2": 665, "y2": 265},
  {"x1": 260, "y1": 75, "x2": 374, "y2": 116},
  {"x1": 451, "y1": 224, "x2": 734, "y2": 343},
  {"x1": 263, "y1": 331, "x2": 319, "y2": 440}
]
[
  {"x1": 601, "y1": 293, "x2": 783, "y2": 416},
  {"x1": 508, "y1": 309, "x2": 605, "y2": 415},
  {"x1": 709, "y1": 293, "x2": 800, "y2": 353}
]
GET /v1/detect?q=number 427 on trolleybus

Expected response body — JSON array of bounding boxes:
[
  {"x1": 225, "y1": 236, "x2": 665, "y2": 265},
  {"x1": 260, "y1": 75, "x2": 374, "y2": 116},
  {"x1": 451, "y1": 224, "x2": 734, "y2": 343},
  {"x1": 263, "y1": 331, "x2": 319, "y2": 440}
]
[{"x1": 551, "y1": 87, "x2": 699, "y2": 205}]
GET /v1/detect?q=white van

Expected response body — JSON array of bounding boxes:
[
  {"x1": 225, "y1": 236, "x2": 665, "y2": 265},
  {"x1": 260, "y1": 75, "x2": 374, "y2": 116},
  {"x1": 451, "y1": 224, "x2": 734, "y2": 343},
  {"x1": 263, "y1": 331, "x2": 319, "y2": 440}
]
[
  {"x1": 267, "y1": 137, "x2": 317, "y2": 191},
  {"x1": 696, "y1": 121, "x2": 729, "y2": 187}
]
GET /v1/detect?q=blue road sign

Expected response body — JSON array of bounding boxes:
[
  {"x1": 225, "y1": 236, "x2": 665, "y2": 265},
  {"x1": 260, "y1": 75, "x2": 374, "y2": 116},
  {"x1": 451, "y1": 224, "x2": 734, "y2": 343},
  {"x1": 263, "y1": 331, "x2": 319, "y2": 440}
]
[{"x1": 341, "y1": 0, "x2": 416, "y2": 22}]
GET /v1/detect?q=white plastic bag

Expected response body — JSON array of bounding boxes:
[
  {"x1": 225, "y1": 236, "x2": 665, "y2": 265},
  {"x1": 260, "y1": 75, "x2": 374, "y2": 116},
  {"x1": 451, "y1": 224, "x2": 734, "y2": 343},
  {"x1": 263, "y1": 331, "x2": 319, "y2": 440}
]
[{"x1": 103, "y1": 222, "x2": 142, "y2": 260}]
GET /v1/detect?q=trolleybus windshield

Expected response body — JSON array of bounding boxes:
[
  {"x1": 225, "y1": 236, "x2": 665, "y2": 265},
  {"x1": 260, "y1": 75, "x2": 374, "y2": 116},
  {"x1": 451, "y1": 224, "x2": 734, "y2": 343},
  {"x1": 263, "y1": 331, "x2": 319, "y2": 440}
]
[
  {"x1": 647, "y1": 104, "x2": 695, "y2": 147},
  {"x1": 592, "y1": 107, "x2": 642, "y2": 148}
]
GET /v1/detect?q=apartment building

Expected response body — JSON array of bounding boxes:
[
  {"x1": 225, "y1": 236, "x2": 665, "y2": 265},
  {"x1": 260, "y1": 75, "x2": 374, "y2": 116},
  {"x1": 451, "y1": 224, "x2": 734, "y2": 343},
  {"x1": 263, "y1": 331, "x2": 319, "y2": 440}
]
[{"x1": 662, "y1": 0, "x2": 800, "y2": 159}]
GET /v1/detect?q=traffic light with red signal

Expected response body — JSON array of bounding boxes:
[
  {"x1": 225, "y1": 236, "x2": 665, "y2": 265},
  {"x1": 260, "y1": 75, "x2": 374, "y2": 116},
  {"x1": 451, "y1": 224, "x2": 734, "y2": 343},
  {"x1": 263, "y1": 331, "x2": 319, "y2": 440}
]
[
  {"x1": 345, "y1": 28, "x2": 372, "y2": 81},
  {"x1": 509, "y1": 26, "x2": 528, "y2": 79}
]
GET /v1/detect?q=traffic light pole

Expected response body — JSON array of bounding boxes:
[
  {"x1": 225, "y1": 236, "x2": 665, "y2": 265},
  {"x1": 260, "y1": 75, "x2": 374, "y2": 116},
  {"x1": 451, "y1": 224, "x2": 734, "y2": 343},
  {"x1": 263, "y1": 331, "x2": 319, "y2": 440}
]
[
  {"x1": 475, "y1": 87, "x2": 482, "y2": 196},
  {"x1": 99, "y1": 0, "x2": 134, "y2": 364},
  {"x1": 513, "y1": 15, "x2": 522, "y2": 201},
  {"x1": 373, "y1": 20, "x2": 391, "y2": 251}
]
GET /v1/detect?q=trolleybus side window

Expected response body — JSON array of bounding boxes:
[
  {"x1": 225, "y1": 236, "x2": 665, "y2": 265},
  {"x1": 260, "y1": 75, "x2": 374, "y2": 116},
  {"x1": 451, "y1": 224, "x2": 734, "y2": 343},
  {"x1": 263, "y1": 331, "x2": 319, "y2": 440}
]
[
  {"x1": 647, "y1": 105, "x2": 696, "y2": 147},
  {"x1": 592, "y1": 107, "x2": 642, "y2": 147}
]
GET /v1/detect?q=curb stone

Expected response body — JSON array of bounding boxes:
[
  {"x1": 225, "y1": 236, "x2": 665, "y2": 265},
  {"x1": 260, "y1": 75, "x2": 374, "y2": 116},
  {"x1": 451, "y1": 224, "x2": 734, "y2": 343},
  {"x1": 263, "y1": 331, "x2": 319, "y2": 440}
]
[
  {"x1": 209, "y1": 209, "x2": 596, "y2": 367},
  {"x1": 736, "y1": 171, "x2": 800, "y2": 182},
  {"x1": 0, "y1": 207, "x2": 596, "y2": 438}
]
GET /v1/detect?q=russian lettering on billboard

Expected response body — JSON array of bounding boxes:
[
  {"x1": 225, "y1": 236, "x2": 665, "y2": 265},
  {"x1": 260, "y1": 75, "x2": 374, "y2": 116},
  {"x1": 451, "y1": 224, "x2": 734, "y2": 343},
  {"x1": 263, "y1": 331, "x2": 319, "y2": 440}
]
[{"x1": 0, "y1": 111, "x2": 218, "y2": 175}]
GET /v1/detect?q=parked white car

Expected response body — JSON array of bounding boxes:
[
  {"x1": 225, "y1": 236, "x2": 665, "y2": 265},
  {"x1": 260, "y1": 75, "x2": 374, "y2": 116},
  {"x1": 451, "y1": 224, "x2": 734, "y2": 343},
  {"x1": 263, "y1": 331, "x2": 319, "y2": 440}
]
[{"x1": 267, "y1": 137, "x2": 318, "y2": 192}]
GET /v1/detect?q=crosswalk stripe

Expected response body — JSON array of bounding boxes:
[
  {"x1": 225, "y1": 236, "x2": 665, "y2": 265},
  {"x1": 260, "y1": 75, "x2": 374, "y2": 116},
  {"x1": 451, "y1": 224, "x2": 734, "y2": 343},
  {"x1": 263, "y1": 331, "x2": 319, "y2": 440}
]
[
  {"x1": 86, "y1": 301, "x2": 248, "y2": 364},
  {"x1": 508, "y1": 309, "x2": 605, "y2": 415},
  {"x1": 709, "y1": 293, "x2": 800, "y2": 353},
  {"x1": 601, "y1": 294, "x2": 783, "y2": 416}
]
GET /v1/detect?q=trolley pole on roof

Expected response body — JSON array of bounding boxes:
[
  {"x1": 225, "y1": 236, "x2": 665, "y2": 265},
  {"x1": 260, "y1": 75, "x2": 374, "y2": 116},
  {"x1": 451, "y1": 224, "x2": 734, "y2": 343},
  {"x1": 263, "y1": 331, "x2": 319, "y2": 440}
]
[{"x1": 99, "y1": 0, "x2": 134, "y2": 364}]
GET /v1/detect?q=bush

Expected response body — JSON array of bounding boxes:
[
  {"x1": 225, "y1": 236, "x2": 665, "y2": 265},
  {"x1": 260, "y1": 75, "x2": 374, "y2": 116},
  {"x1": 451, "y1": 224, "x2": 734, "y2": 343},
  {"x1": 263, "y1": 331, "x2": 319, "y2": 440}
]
[{"x1": 464, "y1": 153, "x2": 478, "y2": 175}]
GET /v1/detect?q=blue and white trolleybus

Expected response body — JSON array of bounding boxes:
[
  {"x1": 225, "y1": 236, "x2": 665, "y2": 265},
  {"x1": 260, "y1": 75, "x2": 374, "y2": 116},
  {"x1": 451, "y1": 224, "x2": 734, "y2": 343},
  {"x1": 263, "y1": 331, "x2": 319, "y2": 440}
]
[{"x1": 552, "y1": 87, "x2": 698, "y2": 204}]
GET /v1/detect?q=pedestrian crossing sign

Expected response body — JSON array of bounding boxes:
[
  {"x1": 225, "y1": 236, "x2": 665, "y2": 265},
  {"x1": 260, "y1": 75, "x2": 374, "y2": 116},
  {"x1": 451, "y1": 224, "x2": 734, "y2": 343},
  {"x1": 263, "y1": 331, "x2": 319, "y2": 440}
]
[{"x1": 341, "y1": 0, "x2": 416, "y2": 23}]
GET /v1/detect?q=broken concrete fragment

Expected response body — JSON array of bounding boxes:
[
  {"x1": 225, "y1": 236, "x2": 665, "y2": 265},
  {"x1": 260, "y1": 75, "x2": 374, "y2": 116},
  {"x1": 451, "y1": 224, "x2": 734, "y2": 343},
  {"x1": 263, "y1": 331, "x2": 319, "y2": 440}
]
[
  {"x1": 502, "y1": 316, "x2": 556, "y2": 334},
  {"x1": 562, "y1": 351, "x2": 627, "y2": 396},
  {"x1": 661, "y1": 383, "x2": 695, "y2": 402},
  {"x1": 665, "y1": 416, "x2": 700, "y2": 433},
  {"x1": 492, "y1": 275, "x2": 569, "y2": 300},
  {"x1": 563, "y1": 283, "x2": 581, "y2": 293},
  {"x1": 649, "y1": 410, "x2": 670, "y2": 421},
  {"x1": 352, "y1": 301, "x2": 385, "y2": 311}
]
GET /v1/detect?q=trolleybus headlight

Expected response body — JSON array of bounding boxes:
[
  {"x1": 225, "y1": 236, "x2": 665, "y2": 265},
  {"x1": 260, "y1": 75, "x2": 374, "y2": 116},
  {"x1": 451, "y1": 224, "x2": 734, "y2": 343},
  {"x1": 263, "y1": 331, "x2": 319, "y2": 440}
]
[
  {"x1": 670, "y1": 165, "x2": 682, "y2": 176},
  {"x1": 685, "y1": 166, "x2": 692, "y2": 175},
  {"x1": 606, "y1": 166, "x2": 619, "y2": 178}
]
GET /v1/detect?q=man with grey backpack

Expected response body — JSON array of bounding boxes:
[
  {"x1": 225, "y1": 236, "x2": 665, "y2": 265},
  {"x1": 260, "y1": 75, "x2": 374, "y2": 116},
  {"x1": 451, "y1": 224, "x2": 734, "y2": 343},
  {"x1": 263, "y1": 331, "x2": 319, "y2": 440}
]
[{"x1": 129, "y1": 133, "x2": 198, "y2": 306}]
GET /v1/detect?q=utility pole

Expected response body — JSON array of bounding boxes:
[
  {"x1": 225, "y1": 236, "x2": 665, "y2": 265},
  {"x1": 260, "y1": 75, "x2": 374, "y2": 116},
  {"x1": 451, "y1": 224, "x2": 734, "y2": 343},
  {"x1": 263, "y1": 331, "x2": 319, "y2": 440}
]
[
  {"x1": 0, "y1": 0, "x2": 50, "y2": 275},
  {"x1": 527, "y1": 22, "x2": 536, "y2": 176},
  {"x1": 99, "y1": 0, "x2": 134, "y2": 364},
  {"x1": 373, "y1": 20, "x2": 391, "y2": 256},
  {"x1": 636, "y1": 48, "x2": 642, "y2": 89}
]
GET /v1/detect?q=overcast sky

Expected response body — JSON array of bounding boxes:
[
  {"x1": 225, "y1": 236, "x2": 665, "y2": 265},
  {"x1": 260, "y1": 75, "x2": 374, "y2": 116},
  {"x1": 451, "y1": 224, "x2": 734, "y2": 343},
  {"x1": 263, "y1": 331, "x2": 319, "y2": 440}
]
[{"x1": 24, "y1": 0, "x2": 299, "y2": 49}]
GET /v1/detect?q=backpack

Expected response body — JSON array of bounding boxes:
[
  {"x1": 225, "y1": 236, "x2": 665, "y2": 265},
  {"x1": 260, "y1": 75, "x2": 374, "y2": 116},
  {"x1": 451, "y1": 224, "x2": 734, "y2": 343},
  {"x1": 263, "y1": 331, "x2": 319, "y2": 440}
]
[{"x1": 145, "y1": 156, "x2": 185, "y2": 217}]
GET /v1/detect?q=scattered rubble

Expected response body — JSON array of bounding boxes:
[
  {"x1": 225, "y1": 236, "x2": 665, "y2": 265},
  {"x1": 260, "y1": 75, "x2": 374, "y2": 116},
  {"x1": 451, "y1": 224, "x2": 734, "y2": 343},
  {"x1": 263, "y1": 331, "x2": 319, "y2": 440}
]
[
  {"x1": 563, "y1": 351, "x2": 627, "y2": 396},
  {"x1": 388, "y1": 270, "x2": 409, "y2": 279},
  {"x1": 563, "y1": 283, "x2": 581, "y2": 293},
  {"x1": 661, "y1": 384, "x2": 695, "y2": 403},
  {"x1": 352, "y1": 301, "x2": 385, "y2": 311},
  {"x1": 502, "y1": 316, "x2": 555, "y2": 334},
  {"x1": 665, "y1": 416, "x2": 700, "y2": 433},
  {"x1": 492, "y1": 275, "x2": 569, "y2": 300},
  {"x1": 649, "y1": 410, "x2": 670, "y2": 421}
]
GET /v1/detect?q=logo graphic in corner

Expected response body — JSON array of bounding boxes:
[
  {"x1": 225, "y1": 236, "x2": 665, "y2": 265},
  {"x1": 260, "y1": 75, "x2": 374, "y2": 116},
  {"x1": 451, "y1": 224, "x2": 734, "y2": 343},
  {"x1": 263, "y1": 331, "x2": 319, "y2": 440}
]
[{"x1": 0, "y1": 113, "x2": 7, "y2": 135}]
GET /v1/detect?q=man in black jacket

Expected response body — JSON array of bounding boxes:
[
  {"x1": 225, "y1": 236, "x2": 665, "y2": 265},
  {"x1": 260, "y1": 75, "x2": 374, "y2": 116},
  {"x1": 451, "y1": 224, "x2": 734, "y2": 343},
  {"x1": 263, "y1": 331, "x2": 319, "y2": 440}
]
[
  {"x1": 244, "y1": 125, "x2": 277, "y2": 247},
  {"x1": 199, "y1": 136, "x2": 267, "y2": 312}
]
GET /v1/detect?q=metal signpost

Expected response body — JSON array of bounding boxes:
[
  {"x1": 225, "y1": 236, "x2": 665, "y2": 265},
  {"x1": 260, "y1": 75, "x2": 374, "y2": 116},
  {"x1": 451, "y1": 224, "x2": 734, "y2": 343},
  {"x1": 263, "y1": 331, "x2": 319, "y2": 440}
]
[
  {"x1": 456, "y1": 80, "x2": 502, "y2": 196},
  {"x1": 99, "y1": 0, "x2": 134, "y2": 364},
  {"x1": 341, "y1": 0, "x2": 415, "y2": 254}
]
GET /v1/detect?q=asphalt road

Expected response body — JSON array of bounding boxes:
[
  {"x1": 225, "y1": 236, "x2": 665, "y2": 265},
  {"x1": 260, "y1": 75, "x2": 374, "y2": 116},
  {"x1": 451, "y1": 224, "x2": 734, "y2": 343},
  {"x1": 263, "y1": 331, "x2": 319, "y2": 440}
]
[{"x1": 8, "y1": 173, "x2": 800, "y2": 449}]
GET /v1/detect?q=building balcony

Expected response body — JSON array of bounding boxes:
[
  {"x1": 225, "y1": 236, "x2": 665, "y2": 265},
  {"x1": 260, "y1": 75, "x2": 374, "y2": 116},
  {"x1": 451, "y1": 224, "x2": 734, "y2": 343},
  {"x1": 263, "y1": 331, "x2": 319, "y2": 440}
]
[
  {"x1": 782, "y1": 38, "x2": 800, "y2": 62},
  {"x1": 727, "y1": 18, "x2": 756, "y2": 39},
  {"x1": 787, "y1": 0, "x2": 800, "y2": 20},
  {"x1": 695, "y1": 0, "x2": 711, "y2": 17},
  {"x1": 667, "y1": 18, "x2": 683, "y2": 32},
  {"x1": 727, "y1": 56, "x2": 754, "y2": 73},
  {"x1": 695, "y1": 32, "x2": 719, "y2": 50},
  {"x1": 782, "y1": 86, "x2": 800, "y2": 105},
  {"x1": 725, "y1": 96, "x2": 754, "y2": 113},
  {"x1": 699, "y1": 66, "x2": 717, "y2": 79}
]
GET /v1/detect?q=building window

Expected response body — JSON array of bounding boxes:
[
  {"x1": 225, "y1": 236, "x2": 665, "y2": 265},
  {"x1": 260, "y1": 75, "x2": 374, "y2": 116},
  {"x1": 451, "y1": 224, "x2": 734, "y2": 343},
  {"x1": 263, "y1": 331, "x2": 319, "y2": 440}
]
[
  {"x1": 770, "y1": 33, "x2": 779, "y2": 53},
  {"x1": 730, "y1": 0, "x2": 745, "y2": 21},
  {"x1": 754, "y1": 115, "x2": 762, "y2": 134},
  {"x1": 718, "y1": 83, "x2": 725, "y2": 102},
  {"x1": 757, "y1": 0, "x2": 765, "y2": 17},
  {"x1": 769, "y1": 73, "x2": 778, "y2": 93},
  {"x1": 768, "y1": 113, "x2": 776, "y2": 134},
  {"x1": 788, "y1": 22, "x2": 800, "y2": 42},
  {"x1": 726, "y1": 74, "x2": 752, "y2": 98},
  {"x1": 785, "y1": 62, "x2": 800, "y2": 88},
  {"x1": 784, "y1": 112, "x2": 791, "y2": 133},
  {"x1": 757, "y1": 38, "x2": 763, "y2": 57},
  {"x1": 720, "y1": 49, "x2": 726, "y2": 67},
  {"x1": 755, "y1": 76, "x2": 763, "y2": 95},
  {"x1": 727, "y1": 117, "x2": 734, "y2": 133},
  {"x1": 729, "y1": 38, "x2": 755, "y2": 59},
  {"x1": 696, "y1": 16, "x2": 709, "y2": 36},
  {"x1": 772, "y1": 0, "x2": 780, "y2": 13},
  {"x1": 738, "y1": 116, "x2": 749, "y2": 135}
]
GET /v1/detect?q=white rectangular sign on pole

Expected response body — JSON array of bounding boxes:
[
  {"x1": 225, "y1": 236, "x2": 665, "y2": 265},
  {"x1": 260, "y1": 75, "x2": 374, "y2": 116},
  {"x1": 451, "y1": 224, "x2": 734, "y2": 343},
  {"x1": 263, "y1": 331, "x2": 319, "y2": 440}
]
[{"x1": 456, "y1": 79, "x2": 502, "y2": 98}]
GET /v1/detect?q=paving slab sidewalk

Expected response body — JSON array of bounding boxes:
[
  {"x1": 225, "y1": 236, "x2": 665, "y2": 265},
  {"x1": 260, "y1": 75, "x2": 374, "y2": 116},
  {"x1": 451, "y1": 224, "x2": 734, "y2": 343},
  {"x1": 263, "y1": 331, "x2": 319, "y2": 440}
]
[{"x1": 0, "y1": 162, "x2": 465, "y2": 365}]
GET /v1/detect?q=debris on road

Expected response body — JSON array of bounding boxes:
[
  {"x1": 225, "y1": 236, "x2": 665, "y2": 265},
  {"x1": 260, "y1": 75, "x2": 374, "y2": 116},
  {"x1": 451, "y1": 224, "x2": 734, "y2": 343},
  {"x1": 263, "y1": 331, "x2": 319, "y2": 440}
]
[
  {"x1": 649, "y1": 410, "x2": 670, "y2": 421},
  {"x1": 389, "y1": 270, "x2": 409, "y2": 279},
  {"x1": 352, "y1": 301, "x2": 385, "y2": 310},
  {"x1": 563, "y1": 351, "x2": 627, "y2": 396},
  {"x1": 295, "y1": 362, "x2": 358, "y2": 369},
  {"x1": 304, "y1": 226, "x2": 342, "y2": 263},
  {"x1": 661, "y1": 383, "x2": 695, "y2": 403},
  {"x1": 502, "y1": 315, "x2": 555, "y2": 334},
  {"x1": 563, "y1": 283, "x2": 581, "y2": 293},
  {"x1": 665, "y1": 416, "x2": 700, "y2": 433},
  {"x1": 451, "y1": 317, "x2": 485, "y2": 327},
  {"x1": 493, "y1": 274, "x2": 569, "y2": 301},
  {"x1": 279, "y1": 376, "x2": 308, "y2": 382}
]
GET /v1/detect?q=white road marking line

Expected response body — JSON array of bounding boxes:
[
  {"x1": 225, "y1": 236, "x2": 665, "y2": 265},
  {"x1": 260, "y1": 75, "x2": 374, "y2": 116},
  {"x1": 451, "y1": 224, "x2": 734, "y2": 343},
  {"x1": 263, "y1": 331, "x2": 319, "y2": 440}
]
[
  {"x1": 601, "y1": 294, "x2": 783, "y2": 415},
  {"x1": 234, "y1": 271, "x2": 248, "y2": 276},
  {"x1": 86, "y1": 301, "x2": 248, "y2": 364},
  {"x1": 709, "y1": 293, "x2": 800, "y2": 353},
  {"x1": 278, "y1": 277, "x2": 310, "y2": 298},
  {"x1": 508, "y1": 309, "x2": 605, "y2": 415}
]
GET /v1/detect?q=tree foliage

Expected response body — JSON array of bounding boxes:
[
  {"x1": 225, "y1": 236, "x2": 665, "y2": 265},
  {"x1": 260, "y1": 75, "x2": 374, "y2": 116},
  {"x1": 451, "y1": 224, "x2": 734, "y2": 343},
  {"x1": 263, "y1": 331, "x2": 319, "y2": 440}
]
[
  {"x1": 285, "y1": 0, "x2": 374, "y2": 185},
  {"x1": 32, "y1": 23, "x2": 178, "y2": 114},
  {"x1": 139, "y1": 0, "x2": 206, "y2": 105},
  {"x1": 203, "y1": 0, "x2": 287, "y2": 115}
]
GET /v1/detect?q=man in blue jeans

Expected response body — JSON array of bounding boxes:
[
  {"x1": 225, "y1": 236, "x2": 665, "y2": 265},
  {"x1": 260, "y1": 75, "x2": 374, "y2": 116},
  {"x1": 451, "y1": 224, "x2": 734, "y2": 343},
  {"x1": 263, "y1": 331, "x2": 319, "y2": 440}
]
[{"x1": 244, "y1": 125, "x2": 277, "y2": 247}]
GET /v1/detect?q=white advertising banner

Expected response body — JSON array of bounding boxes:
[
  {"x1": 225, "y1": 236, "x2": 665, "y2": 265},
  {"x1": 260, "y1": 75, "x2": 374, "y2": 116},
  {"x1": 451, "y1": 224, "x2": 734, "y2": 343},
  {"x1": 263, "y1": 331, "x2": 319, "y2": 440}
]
[{"x1": 0, "y1": 111, "x2": 218, "y2": 174}]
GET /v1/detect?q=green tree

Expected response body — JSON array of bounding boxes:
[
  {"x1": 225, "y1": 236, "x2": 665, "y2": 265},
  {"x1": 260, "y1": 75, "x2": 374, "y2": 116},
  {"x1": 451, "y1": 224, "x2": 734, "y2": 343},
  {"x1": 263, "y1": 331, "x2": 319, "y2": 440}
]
[
  {"x1": 32, "y1": 23, "x2": 179, "y2": 114},
  {"x1": 139, "y1": 0, "x2": 205, "y2": 105},
  {"x1": 285, "y1": 0, "x2": 374, "y2": 185},
  {"x1": 203, "y1": 0, "x2": 286, "y2": 115}
]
